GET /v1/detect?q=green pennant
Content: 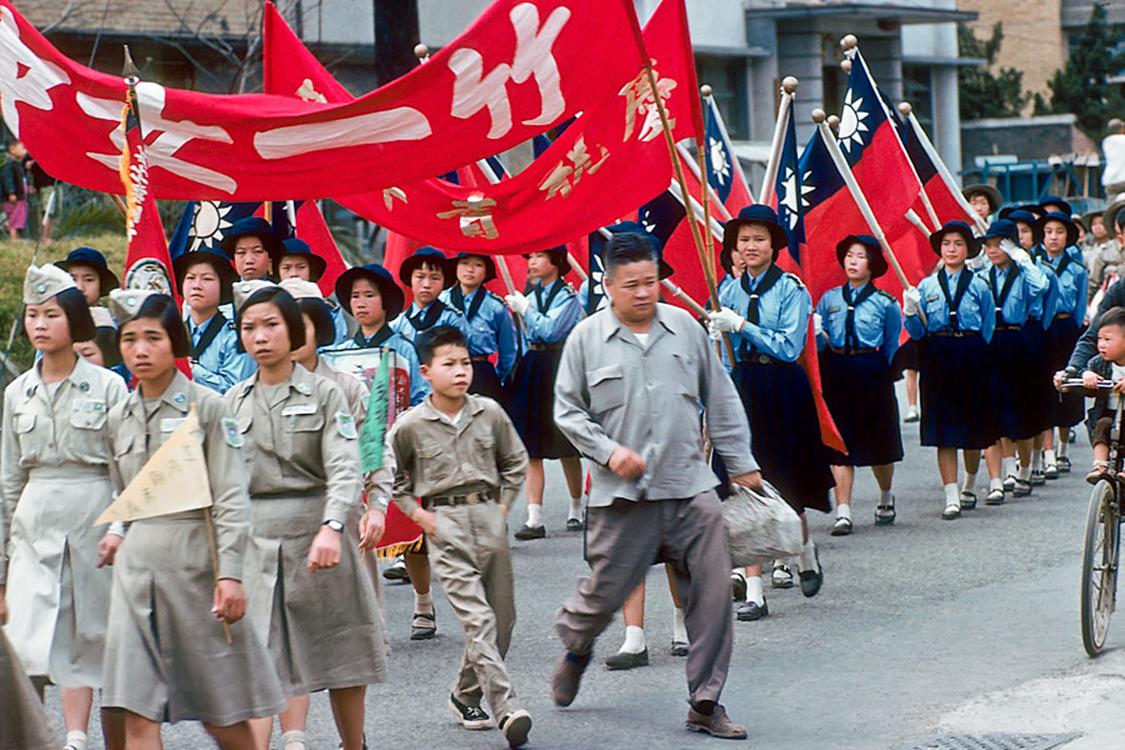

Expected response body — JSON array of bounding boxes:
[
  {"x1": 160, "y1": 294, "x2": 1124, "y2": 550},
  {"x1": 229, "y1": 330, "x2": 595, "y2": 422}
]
[{"x1": 359, "y1": 349, "x2": 391, "y2": 473}]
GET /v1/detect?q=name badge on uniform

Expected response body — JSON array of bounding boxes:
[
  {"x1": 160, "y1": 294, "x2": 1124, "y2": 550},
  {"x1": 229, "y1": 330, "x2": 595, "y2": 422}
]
[
  {"x1": 282, "y1": 403, "x2": 318, "y2": 417},
  {"x1": 827, "y1": 305, "x2": 840, "y2": 314},
  {"x1": 336, "y1": 412, "x2": 358, "y2": 440},
  {"x1": 160, "y1": 417, "x2": 186, "y2": 432},
  {"x1": 73, "y1": 399, "x2": 106, "y2": 414},
  {"x1": 221, "y1": 417, "x2": 244, "y2": 448},
  {"x1": 926, "y1": 294, "x2": 940, "y2": 303}
]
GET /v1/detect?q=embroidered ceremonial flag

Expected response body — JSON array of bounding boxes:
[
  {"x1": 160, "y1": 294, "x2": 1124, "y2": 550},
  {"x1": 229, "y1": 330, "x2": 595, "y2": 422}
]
[
  {"x1": 168, "y1": 201, "x2": 260, "y2": 261},
  {"x1": 95, "y1": 408, "x2": 210, "y2": 525},
  {"x1": 703, "y1": 95, "x2": 755, "y2": 212}
]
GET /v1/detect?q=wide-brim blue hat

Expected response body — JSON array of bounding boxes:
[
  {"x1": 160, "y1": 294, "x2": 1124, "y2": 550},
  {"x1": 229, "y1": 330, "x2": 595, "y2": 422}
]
[
  {"x1": 834, "y1": 234, "x2": 888, "y2": 279},
  {"x1": 279, "y1": 237, "x2": 327, "y2": 282},
  {"x1": 54, "y1": 247, "x2": 119, "y2": 294},
  {"x1": 962, "y1": 184, "x2": 1002, "y2": 215},
  {"x1": 522, "y1": 245, "x2": 573, "y2": 277},
  {"x1": 723, "y1": 204, "x2": 788, "y2": 259},
  {"x1": 603, "y1": 221, "x2": 674, "y2": 280},
  {"x1": 999, "y1": 204, "x2": 1044, "y2": 220},
  {"x1": 980, "y1": 219, "x2": 1020, "y2": 245},
  {"x1": 929, "y1": 221, "x2": 981, "y2": 258},
  {"x1": 219, "y1": 216, "x2": 283, "y2": 260},
  {"x1": 1039, "y1": 194, "x2": 1073, "y2": 216},
  {"x1": 1036, "y1": 210, "x2": 1079, "y2": 247},
  {"x1": 452, "y1": 252, "x2": 497, "y2": 284},
  {"x1": 398, "y1": 246, "x2": 455, "y2": 288},
  {"x1": 1004, "y1": 209, "x2": 1044, "y2": 244},
  {"x1": 173, "y1": 247, "x2": 238, "y2": 305},
  {"x1": 336, "y1": 263, "x2": 405, "y2": 322}
]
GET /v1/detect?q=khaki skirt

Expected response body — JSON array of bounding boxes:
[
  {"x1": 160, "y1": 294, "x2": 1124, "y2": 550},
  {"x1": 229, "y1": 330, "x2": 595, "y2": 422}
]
[
  {"x1": 245, "y1": 494, "x2": 385, "y2": 695},
  {"x1": 4, "y1": 467, "x2": 114, "y2": 686},
  {"x1": 0, "y1": 628, "x2": 53, "y2": 750},
  {"x1": 102, "y1": 515, "x2": 286, "y2": 725}
]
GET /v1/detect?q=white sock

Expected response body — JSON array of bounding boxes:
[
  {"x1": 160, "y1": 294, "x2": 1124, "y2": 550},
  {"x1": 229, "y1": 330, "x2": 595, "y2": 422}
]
[
  {"x1": 879, "y1": 489, "x2": 894, "y2": 505},
  {"x1": 962, "y1": 471, "x2": 977, "y2": 494},
  {"x1": 798, "y1": 539, "x2": 817, "y2": 572},
  {"x1": 281, "y1": 730, "x2": 308, "y2": 750},
  {"x1": 1045, "y1": 449, "x2": 1057, "y2": 465},
  {"x1": 64, "y1": 732, "x2": 88, "y2": 750},
  {"x1": 1033, "y1": 450, "x2": 1043, "y2": 471},
  {"x1": 989, "y1": 477, "x2": 1003, "y2": 492},
  {"x1": 836, "y1": 503, "x2": 852, "y2": 522},
  {"x1": 1003, "y1": 456, "x2": 1016, "y2": 477},
  {"x1": 1018, "y1": 463, "x2": 1032, "y2": 481},
  {"x1": 620, "y1": 624, "x2": 646, "y2": 654},
  {"x1": 672, "y1": 608, "x2": 688, "y2": 643},
  {"x1": 745, "y1": 575, "x2": 764, "y2": 605},
  {"x1": 1058, "y1": 440, "x2": 1069, "y2": 458},
  {"x1": 415, "y1": 591, "x2": 433, "y2": 612},
  {"x1": 567, "y1": 495, "x2": 583, "y2": 521},
  {"x1": 944, "y1": 483, "x2": 959, "y2": 506},
  {"x1": 527, "y1": 503, "x2": 543, "y2": 527}
]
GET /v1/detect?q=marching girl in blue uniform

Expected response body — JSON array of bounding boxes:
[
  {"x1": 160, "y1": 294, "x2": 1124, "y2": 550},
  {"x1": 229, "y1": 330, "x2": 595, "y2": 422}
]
[
  {"x1": 710, "y1": 205, "x2": 828, "y2": 608},
  {"x1": 276, "y1": 238, "x2": 349, "y2": 345},
  {"x1": 903, "y1": 221, "x2": 997, "y2": 520},
  {"x1": 975, "y1": 220, "x2": 1050, "y2": 501},
  {"x1": 439, "y1": 252, "x2": 517, "y2": 407},
  {"x1": 1038, "y1": 210, "x2": 1087, "y2": 479},
  {"x1": 815, "y1": 235, "x2": 903, "y2": 535},
  {"x1": 505, "y1": 246, "x2": 584, "y2": 539},
  {"x1": 391, "y1": 247, "x2": 469, "y2": 347}
]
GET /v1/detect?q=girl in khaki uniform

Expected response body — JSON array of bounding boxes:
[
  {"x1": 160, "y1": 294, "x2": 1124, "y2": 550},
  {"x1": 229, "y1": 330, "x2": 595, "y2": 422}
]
[
  {"x1": 97, "y1": 290, "x2": 285, "y2": 749},
  {"x1": 226, "y1": 281, "x2": 383, "y2": 750},
  {"x1": 1, "y1": 264, "x2": 127, "y2": 750}
]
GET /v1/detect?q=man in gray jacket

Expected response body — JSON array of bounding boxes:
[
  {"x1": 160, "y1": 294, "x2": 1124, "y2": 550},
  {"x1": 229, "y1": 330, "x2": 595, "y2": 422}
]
[{"x1": 549, "y1": 232, "x2": 761, "y2": 740}]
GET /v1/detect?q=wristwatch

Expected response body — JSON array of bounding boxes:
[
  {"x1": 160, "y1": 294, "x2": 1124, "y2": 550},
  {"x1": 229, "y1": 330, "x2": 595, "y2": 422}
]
[{"x1": 323, "y1": 519, "x2": 344, "y2": 533}]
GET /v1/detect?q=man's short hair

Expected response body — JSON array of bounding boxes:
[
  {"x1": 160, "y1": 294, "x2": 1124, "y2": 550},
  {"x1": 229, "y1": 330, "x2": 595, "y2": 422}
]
[
  {"x1": 1109, "y1": 118, "x2": 1124, "y2": 133},
  {"x1": 1099, "y1": 306, "x2": 1125, "y2": 332},
  {"x1": 604, "y1": 232, "x2": 658, "y2": 276},
  {"x1": 416, "y1": 325, "x2": 468, "y2": 365}
]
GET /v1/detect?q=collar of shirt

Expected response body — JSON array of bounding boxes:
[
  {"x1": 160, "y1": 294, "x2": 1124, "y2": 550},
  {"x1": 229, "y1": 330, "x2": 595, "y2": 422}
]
[
  {"x1": 411, "y1": 301, "x2": 435, "y2": 317},
  {"x1": 235, "y1": 361, "x2": 315, "y2": 402},
  {"x1": 122, "y1": 368, "x2": 193, "y2": 418},
  {"x1": 596, "y1": 304, "x2": 676, "y2": 345},
  {"x1": 944, "y1": 267, "x2": 963, "y2": 284},
  {"x1": 743, "y1": 266, "x2": 771, "y2": 289},
  {"x1": 418, "y1": 393, "x2": 484, "y2": 430},
  {"x1": 189, "y1": 313, "x2": 217, "y2": 336}
]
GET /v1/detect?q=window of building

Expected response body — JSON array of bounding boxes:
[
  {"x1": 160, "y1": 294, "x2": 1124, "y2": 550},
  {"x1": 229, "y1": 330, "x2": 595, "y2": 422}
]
[
  {"x1": 902, "y1": 64, "x2": 934, "y2": 132},
  {"x1": 695, "y1": 55, "x2": 748, "y2": 140}
]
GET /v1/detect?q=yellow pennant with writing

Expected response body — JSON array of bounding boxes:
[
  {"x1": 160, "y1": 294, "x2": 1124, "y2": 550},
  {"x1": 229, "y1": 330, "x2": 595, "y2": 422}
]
[{"x1": 95, "y1": 407, "x2": 213, "y2": 526}]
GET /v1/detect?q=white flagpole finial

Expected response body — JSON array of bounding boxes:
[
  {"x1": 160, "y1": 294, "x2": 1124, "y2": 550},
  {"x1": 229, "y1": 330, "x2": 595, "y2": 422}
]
[
  {"x1": 840, "y1": 59, "x2": 853, "y2": 73},
  {"x1": 700, "y1": 84, "x2": 713, "y2": 98},
  {"x1": 781, "y1": 76, "x2": 799, "y2": 94},
  {"x1": 413, "y1": 43, "x2": 430, "y2": 62},
  {"x1": 827, "y1": 114, "x2": 841, "y2": 130},
  {"x1": 841, "y1": 34, "x2": 858, "y2": 50},
  {"x1": 898, "y1": 101, "x2": 913, "y2": 117},
  {"x1": 811, "y1": 109, "x2": 827, "y2": 124}
]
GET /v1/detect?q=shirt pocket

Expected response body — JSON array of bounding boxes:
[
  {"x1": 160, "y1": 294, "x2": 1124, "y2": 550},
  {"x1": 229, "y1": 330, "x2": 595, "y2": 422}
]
[
  {"x1": 670, "y1": 353, "x2": 697, "y2": 398},
  {"x1": 112, "y1": 433, "x2": 140, "y2": 485},
  {"x1": 12, "y1": 411, "x2": 38, "y2": 461},
  {"x1": 587, "y1": 364, "x2": 625, "y2": 413},
  {"x1": 70, "y1": 400, "x2": 108, "y2": 431},
  {"x1": 417, "y1": 439, "x2": 456, "y2": 487},
  {"x1": 236, "y1": 413, "x2": 256, "y2": 464}
]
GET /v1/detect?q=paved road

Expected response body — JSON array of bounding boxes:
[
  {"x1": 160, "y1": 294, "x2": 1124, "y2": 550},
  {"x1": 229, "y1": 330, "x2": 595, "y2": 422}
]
[{"x1": 48, "y1": 386, "x2": 1111, "y2": 749}]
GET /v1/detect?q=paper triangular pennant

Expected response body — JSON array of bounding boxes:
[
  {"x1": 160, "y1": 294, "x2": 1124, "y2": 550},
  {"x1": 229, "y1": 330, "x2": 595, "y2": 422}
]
[{"x1": 95, "y1": 407, "x2": 213, "y2": 525}]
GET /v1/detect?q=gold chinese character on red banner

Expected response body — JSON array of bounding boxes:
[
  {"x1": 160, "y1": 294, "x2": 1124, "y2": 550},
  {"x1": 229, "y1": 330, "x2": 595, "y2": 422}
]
[
  {"x1": 437, "y1": 194, "x2": 500, "y2": 239},
  {"x1": 383, "y1": 186, "x2": 407, "y2": 211},
  {"x1": 619, "y1": 62, "x2": 677, "y2": 143},
  {"x1": 537, "y1": 136, "x2": 611, "y2": 200}
]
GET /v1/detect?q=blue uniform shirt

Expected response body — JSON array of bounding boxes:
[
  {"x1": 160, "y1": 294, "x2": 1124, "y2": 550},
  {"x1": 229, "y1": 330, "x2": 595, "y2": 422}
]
[
  {"x1": 815, "y1": 282, "x2": 902, "y2": 365},
  {"x1": 976, "y1": 256, "x2": 1050, "y2": 328},
  {"x1": 188, "y1": 313, "x2": 256, "y2": 394},
  {"x1": 521, "y1": 278, "x2": 582, "y2": 345},
  {"x1": 717, "y1": 265, "x2": 810, "y2": 363},
  {"x1": 439, "y1": 285, "x2": 518, "y2": 382},
  {"x1": 390, "y1": 299, "x2": 469, "y2": 346},
  {"x1": 335, "y1": 327, "x2": 427, "y2": 407},
  {"x1": 1028, "y1": 259, "x2": 1059, "y2": 328},
  {"x1": 1041, "y1": 246, "x2": 1088, "y2": 322},
  {"x1": 904, "y1": 267, "x2": 996, "y2": 342},
  {"x1": 328, "y1": 303, "x2": 349, "y2": 347}
]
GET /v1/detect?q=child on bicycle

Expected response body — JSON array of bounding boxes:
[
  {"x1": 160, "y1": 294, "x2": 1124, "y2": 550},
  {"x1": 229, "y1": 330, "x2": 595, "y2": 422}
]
[{"x1": 1081, "y1": 306, "x2": 1125, "y2": 483}]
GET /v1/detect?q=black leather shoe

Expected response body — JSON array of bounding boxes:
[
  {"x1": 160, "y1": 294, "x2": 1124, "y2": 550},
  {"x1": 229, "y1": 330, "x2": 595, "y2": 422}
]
[
  {"x1": 514, "y1": 524, "x2": 546, "y2": 540},
  {"x1": 604, "y1": 649, "x2": 648, "y2": 670},
  {"x1": 736, "y1": 599, "x2": 769, "y2": 621},
  {"x1": 551, "y1": 650, "x2": 590, "y2": 706},
  {"x1": 669, "y1": 640, "x2": 689, "y2": 656},
  {"x1": 565, "y1": 518, "x2": 584, "y2": 532},
  {"x1": 730, "y1": 572, "x2": 746, "y2": 602},
  {"x1": 799, "y1": 546, "x2": 823, "y2": 598}
]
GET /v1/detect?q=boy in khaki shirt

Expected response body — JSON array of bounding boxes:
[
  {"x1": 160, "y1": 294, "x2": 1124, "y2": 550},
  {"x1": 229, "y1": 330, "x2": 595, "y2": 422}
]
[{"x1": 390, "y1": 325, "x2": 531, "y2": 749}]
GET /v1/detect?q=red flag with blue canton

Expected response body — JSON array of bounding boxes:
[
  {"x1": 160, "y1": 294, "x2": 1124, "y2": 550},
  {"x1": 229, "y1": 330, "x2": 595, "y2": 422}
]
[
  {"x1": 703, "y1": 96, "x2": 755, "y2": 213},
  {"x1": 884, "y1": 99, "x2": 975, "y2": 226}
]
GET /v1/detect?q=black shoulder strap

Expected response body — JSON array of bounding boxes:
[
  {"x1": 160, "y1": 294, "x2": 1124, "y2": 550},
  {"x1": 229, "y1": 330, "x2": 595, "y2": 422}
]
[
  {"x1": 191, "y1": 312, "x2": 227, "y2": 359},
  {"x1": 989, "y1": 265, "x2": 1021, "y2": 324},
  {"x1": 409, "y1": 300, "x2": 447, "y2": 331},
  {"x1": 354, "y1": 325, "x2": 394, "y2": 349},
  {"x1": 937, "y1": 270, "x2": 974, "y2": 330}
]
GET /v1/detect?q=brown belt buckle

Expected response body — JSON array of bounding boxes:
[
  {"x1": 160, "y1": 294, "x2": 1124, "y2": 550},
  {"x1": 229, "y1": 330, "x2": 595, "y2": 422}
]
[{"x1": 465, "y1": 492, "x2": 481, "y2": 505}]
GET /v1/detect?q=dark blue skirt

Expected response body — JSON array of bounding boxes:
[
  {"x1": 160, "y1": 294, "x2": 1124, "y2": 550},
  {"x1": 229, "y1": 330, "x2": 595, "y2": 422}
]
[
  {"x1": 890, "y1": 337, "x2": 921, "y2": 380},
  {"x1": 919, "y1": 333, "x2": 999, "y2": 449},
  {"x1": 733, "y1": 359, "x2": 834, "y2": 514},
  {"x1": 1023, "y1": 321, "x2": 1056, "y2": 434},
  {"x1": 469, "y1": 357, "x2": 508, "y2": 412},
  {"x1": 991, "y1": 325, "x2": 1046, "y2": 440},
  {"x1": 819, "y1": 350, "x2": 904, "y2": 466},
  {"x1": 1045, "y1": 317, "x2": 1086, "y2": 427},
  {"x1": 509, "y1": 347, "x2": 578, "y2": 459}
]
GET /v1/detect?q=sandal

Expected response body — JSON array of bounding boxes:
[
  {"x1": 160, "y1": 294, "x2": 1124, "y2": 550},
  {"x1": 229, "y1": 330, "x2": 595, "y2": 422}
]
[
  {"x1": 830, "y1": 516, "x2": 853, "y2": 536},
  {"x1": 1058, "y1": 455, "x2": 1072, "y2": 472},
  {"x1": 942, "y1": 501, "x2": 961, "y2": 520},
  {"x1": 985, "y1": 488, "x2": 1006, "y2": 505},
  {"x1": 874, "y1": 501, "x2": 896, "y2": 526},
  {"x1": 1044, "y1": 461, "x2": 1060, "y2": 480},
  {"x1": 1013, "y1": 478, "x2": 1033, "y2": 496},
  {"x1": 960, "y1": 490, "x2": 977, "y2": 510}
]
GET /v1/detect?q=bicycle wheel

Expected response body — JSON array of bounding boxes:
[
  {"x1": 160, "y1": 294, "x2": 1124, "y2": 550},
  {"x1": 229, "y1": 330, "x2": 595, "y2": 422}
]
[{"x1": 1081, "y1": 480, "x2": 1120, "y2": 657}]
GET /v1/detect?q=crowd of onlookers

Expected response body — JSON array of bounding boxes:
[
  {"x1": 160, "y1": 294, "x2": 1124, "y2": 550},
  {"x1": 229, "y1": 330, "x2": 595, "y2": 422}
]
[{"x1": 0, "y1": 139, "x2": 56, "y2": 243}]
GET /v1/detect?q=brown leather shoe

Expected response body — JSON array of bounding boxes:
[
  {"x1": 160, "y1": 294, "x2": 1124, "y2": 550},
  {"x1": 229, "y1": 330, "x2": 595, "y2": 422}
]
[
  {"x1": 550, "y1": 650, "x2": 590, "y2": 707},
  {"x1": 685, "y1": 704, "x2": 748, "y2": 740}
]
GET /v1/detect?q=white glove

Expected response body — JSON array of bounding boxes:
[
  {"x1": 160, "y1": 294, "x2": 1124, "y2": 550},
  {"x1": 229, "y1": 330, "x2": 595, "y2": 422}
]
[
  {"x1": 707, "y1": 321, "x2": 723, "y2": 341},
  {"x1": 813, "y1": 312, "x2": 823, "y2": 337},
  {"x1": 1001, "y1": 238, "x2": 1031, "y2": 266},
  {"x1": 505, "y1": 292, "x2": 530, "y2": 316},
  {"x1": 903, "y1": 287, "x2": 922, "y2": 317},
  {"x1": 708, "y1": 308, "x2": 746, "y2": 333}
]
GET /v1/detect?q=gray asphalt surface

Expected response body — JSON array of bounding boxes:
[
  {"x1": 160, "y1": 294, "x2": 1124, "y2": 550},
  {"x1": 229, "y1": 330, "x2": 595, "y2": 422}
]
[{"x1": 46, "y1": 385, "x2": 1103, "y2": 750}]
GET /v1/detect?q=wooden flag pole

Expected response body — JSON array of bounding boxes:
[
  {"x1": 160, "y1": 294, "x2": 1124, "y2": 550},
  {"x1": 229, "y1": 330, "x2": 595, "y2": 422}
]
[
  {"x1": 471, "y1": 161, "x2": 523, "y2": 297},
  {"x1": 201, "y1": 505, "x2": 234, "y2": 644},
  {"x1": 758, "y1": 83, "x2": 796, "y2": 205},
  {"x1": 696, "y1": 85, "x2": 719, "y2": 284}
]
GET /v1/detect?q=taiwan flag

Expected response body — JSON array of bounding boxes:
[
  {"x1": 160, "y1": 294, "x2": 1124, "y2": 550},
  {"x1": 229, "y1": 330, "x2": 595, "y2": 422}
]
[
  {"x1": 703, "y1": 95, "x2": 755, "y2": 214},
  {"x1": 887, "y1": 101, "x2": 976, "y2": 227}
]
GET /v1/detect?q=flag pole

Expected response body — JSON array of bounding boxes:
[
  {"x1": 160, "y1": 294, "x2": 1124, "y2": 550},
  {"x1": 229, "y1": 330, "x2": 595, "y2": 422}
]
[
  {"x1": 470, "y1": 162, "x2": 528, "y2": 297},
  {"x1": 898, "y1": 102, "x2": 989, "y2": 234},
  {"x1": 696, "y1": 85, "x2": 718, "y2": 284},
  {"x1": 622, "y1": 7, "x2": 733, "y2": 364},
  {"x1": 813, "y1": 108, "x2": 927, "y2": 325},
  {"x1": 758, "y1": 80, "x2": 797, "y2": 205}
]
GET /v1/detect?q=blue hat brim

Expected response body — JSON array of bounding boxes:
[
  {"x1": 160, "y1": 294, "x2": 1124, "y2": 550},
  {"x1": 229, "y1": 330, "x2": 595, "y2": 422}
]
[
  {"x1": 722, "y1": 217, "x2": 788, "y2": 260},
  {"x1": 219, "y1": 222, "x2": 283, "y2": 260},
  {"x1": 335, "y1": 265, "x2": 405, "y2": 322},
  {"x1": 453, "y1": 252, "x2": 498, "y2": 284},
  {"x1": 278, "y1": 249, "x2": 327, "y2": 282},
  {"x1": 173, "y1": 251, "x2": 239, "y2": 305},
  {"x1": 1036, "y1": 212, "x2": 1080, "y2": 248},
  {"x1": 835, "y1": 235, "x2": 888, "y2": 279},
  {"x1": 398, "y1": 250, "x2": 455, "y2": 288},
  {"x1": 929, "y1": 224, "x2": 981, "y2": 258},
  {"x1": 54, "y1": 257, "x2": 120, "y2": 296}
]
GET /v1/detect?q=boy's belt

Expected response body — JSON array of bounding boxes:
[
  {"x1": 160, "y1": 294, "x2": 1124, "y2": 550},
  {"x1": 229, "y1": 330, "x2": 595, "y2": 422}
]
[
  {"x1": 828, "y1": 346, "x2": 879, "y2": 355},
  {"x1": 426, "y1": 491, "x2": 495, "y2": 508}
]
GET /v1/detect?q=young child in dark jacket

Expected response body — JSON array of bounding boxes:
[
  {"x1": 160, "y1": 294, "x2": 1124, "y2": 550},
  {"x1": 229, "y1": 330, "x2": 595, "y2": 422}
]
[{"x1": 1081, "y1": 306, "x2": 1125, "y2": 483}]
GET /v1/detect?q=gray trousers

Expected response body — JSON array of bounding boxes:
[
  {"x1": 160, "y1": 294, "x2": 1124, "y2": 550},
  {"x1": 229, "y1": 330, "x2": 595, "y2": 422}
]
[
  {"x1": 555, "y1": 490, "x2": 733, "y2": 704},
  {"x1": 428, "y1": 502, "x2": 518, "y2": 718}
]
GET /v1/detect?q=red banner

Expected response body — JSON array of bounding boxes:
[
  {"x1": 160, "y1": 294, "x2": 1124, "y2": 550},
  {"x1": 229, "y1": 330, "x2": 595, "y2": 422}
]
[
  {"x1": 261, "y1": 0, "x2": 700, "y2": 253},
  {"x1": 0, "y1": 0, "x2": 644, "y2": 200}
]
